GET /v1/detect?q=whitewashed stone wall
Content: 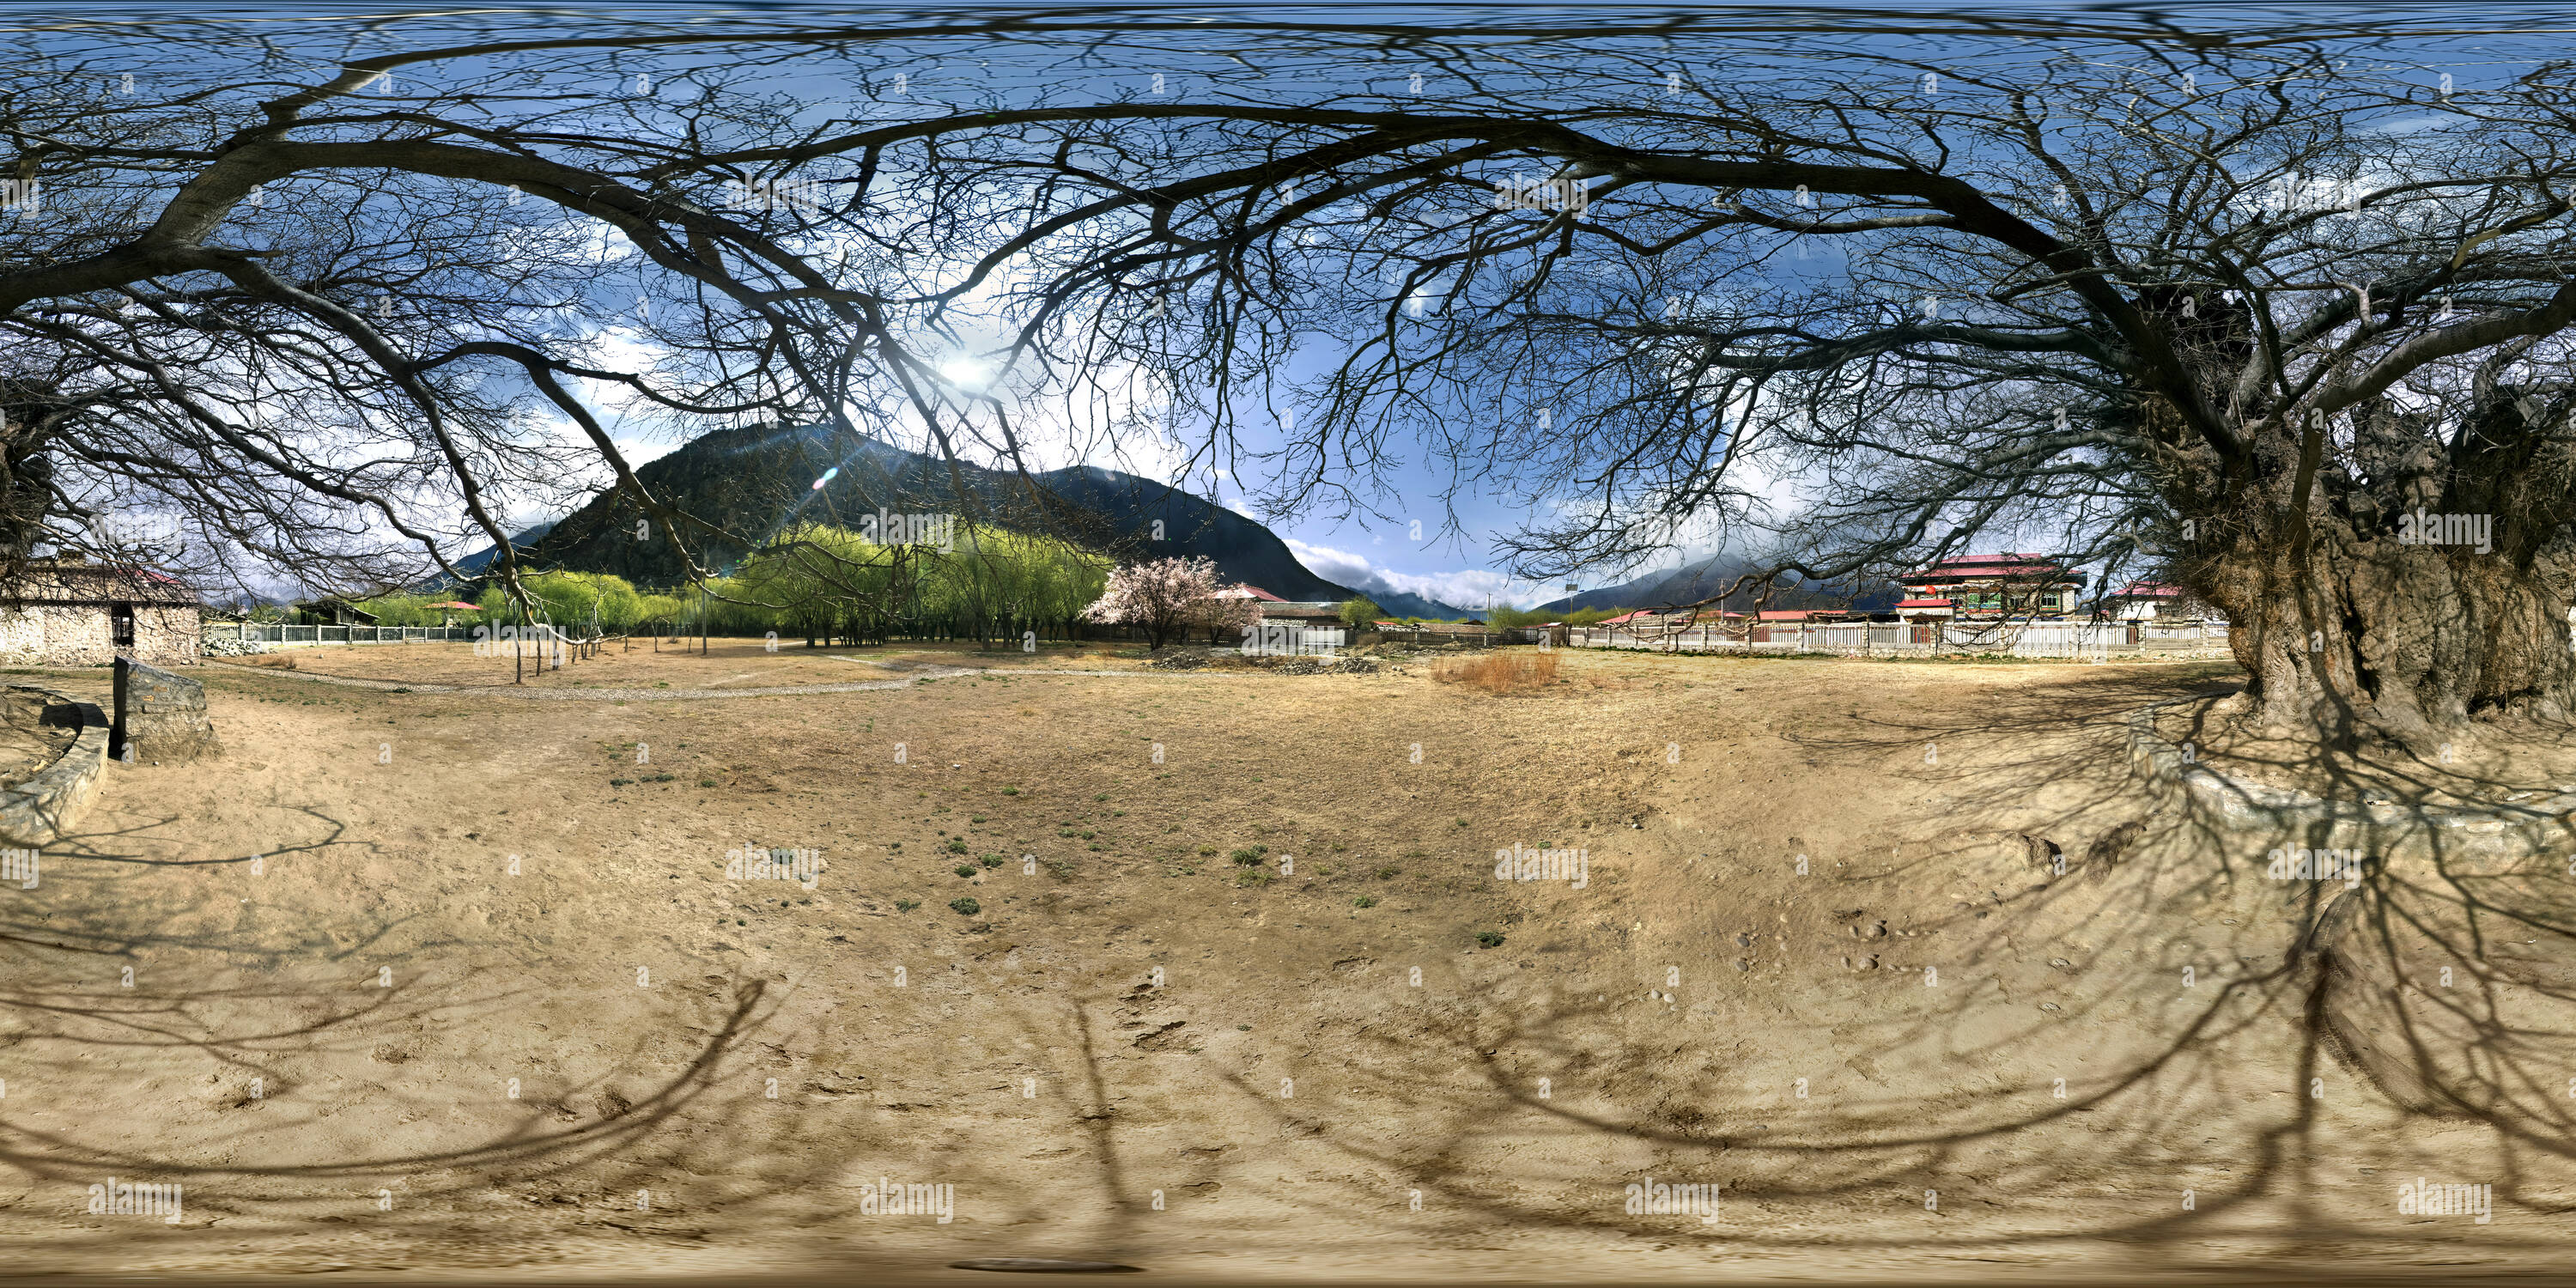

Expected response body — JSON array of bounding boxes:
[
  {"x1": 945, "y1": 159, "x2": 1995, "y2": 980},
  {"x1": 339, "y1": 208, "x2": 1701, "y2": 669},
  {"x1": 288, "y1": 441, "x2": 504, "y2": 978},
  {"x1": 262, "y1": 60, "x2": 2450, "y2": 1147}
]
[{"x1": 0, "y1": 604, "x2": 200, "y2": 666}]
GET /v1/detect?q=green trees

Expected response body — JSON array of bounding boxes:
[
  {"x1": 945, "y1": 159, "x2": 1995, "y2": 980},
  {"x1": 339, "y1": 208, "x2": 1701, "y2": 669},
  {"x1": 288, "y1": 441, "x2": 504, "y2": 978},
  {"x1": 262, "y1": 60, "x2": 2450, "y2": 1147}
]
[
  {"x1": 724, "y1": 524, "x2": 1109, "y2": 647},
  {"x1": 355, "y1": 592, "x2": 434, "y2": 627},
  {"x1": 475, "y1": 571, "x2": 645, "y2": 636},
  {"x1": 1337, "y1": 597, "x2": 1384, "y2": 629}
]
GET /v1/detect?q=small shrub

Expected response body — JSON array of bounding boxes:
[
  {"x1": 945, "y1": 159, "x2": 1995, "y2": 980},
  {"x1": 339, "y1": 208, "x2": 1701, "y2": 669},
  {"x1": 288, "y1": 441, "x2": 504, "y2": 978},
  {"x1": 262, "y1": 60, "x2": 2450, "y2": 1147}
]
[
  {"x1": 1376, "y1": 866, "x2": 1401, "y2": 880},
  {"x1": 1235, "y1": 867, "x2": 1273, "y2": 887},
  {"x1": 610, "y1": 777, "x2": 633, "y2": 787},
  {"x1": 1198, "y1": 847, "x2": 1218, "y2": 857},
  {"x1": 1093, "y1": 793, "x2": 1109, "y2": 801},
  {"x1": 895, "y1": 899, "x2": 920, "y2": 912},
  {"x1": 970, "y1": 815, "x2": 987, "y2": 823},
  {"x1": 1230, "y1": 846, "x2": 1267, "y2": 866},
  {"x1": 945, "y1": 838, "x2": 969, "y2": 854},
  {"x1": 1352, "y1": 895, "x2": 1378, "y2": 908},
  {"x1": 950, "y1": 896, "x2": 981, "y2": 916},
  {"x1": 954, "y1": 864, "x2": 978, "y2": 878},
  {"x1": 1078, "y1": 830, "x2": 1096, "y2": 840},
  {"x1": 1059, "y1": 829, "x2": 1077, "y2": 838},
  {"x1": 697, "y1": 777, "x2": 717, "y2": 787},
  {"x1": 980, "y1": 854, "x2": 1005, "y2": 868},
  {"x1": 1474, "y1": 931, "x2": 1505, "y2": 948}
]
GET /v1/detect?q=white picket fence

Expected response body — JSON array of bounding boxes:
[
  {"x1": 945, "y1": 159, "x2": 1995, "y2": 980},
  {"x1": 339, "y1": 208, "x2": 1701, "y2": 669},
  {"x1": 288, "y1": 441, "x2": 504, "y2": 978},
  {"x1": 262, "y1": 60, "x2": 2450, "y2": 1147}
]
[
  {"x1": 1561, "y1": 618, "x2": 2231, "y2": 659},
  {"x1": 206, "y1": 623, "x2": 477, "y2": 647}
]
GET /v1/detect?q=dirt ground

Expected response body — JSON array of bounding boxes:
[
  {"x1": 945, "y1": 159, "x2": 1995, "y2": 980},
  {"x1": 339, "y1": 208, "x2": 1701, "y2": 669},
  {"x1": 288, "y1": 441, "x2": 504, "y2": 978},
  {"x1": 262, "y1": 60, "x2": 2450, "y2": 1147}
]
[
  {"x1": 228, "y1": 637, "x2": 1188, "y2": 690},
  {"x1": 0, "y1": 641, "x2": 2570, "y2": 1283}
]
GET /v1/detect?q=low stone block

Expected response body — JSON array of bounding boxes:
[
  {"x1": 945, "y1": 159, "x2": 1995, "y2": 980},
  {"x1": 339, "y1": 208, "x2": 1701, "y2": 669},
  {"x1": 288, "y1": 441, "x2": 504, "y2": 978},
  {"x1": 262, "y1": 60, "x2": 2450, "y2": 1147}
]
[{"x1": 112, "y1": 654, "x2": 220, "y2": 763}]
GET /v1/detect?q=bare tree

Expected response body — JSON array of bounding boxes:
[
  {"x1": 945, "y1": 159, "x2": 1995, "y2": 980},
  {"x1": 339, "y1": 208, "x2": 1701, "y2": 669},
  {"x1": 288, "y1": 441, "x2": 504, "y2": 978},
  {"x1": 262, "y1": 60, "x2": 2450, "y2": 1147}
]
[{"x1": 1, "y1": 13, "x2": 2568, "y2": 741}]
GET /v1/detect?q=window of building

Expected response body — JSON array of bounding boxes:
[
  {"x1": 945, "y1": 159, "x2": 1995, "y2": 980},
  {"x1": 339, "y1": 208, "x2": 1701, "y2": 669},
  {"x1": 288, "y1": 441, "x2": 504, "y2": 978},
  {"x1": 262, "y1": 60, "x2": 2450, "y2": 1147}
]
[{"x1": 111, "y1": 602, "x2": 135, "y2": 647}]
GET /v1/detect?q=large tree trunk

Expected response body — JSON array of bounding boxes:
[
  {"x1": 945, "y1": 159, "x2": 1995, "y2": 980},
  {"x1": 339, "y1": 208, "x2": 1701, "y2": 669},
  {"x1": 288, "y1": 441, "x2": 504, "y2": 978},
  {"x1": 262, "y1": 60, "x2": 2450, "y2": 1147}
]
[{"x1": 2198, "y1": 529, "x2": 2576, "y2": 744}]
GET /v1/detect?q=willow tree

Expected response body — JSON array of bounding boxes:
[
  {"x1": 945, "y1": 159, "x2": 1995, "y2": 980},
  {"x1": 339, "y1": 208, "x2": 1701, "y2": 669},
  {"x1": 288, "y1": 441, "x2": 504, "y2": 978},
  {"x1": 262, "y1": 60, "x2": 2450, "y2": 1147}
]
[{"x1": 2, "y1": 13, "x2": 2568, "y2": 741}]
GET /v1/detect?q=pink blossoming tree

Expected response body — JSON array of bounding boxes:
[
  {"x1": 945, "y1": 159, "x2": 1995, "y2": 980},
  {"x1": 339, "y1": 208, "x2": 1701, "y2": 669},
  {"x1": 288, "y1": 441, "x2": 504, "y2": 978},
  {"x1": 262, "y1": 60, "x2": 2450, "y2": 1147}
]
[{"x1": 1084, "y1": 556, "x2": 1224, "y2": 651}]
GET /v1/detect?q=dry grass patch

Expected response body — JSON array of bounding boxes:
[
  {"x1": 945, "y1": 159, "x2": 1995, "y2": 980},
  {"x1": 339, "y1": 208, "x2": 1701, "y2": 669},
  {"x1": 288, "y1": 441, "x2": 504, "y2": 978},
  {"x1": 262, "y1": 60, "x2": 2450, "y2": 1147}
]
[{"x1": 1431, "y1": 649, "x2": 1560, "y2": 692}]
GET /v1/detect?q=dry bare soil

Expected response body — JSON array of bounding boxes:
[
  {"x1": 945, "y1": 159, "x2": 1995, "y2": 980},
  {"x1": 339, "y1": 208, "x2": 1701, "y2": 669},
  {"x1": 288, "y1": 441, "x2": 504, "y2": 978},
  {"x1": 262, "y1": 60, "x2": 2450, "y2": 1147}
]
[{"x1": 0, "y1": 641, "x2": 2570, "y2": 1283}]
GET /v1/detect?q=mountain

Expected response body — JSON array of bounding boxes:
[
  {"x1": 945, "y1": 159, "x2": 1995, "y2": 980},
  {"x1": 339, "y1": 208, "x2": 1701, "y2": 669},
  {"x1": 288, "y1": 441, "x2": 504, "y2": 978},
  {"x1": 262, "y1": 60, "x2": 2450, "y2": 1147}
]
[
  {"x1": 464, "y1": 422, "x2": 1369, "y2": 601},
  {"x1": 449, "y1": 520, "x2": 556, "y2": 578},
  {"x1": 1361, "y1": 588, "x2": 1476, "y2": 620},
  {"x1": 1536, "y1": 552, "x2": 1890, "y2": 615}
]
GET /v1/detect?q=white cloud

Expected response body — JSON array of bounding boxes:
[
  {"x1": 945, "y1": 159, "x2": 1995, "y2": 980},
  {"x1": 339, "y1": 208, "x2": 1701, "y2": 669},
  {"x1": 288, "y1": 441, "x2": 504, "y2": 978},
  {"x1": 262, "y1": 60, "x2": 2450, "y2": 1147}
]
[{"x1": 1285, "y1": 538, "x2": 1549, "y2": 611}]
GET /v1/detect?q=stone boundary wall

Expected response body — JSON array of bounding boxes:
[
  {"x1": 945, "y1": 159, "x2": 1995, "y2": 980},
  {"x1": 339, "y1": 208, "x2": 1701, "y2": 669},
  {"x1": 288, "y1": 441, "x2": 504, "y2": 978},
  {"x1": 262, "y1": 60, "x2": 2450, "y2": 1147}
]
[
  {"x1": 0, "y1": 686, "x2": 108, "y2": 846},
  {"x1": 2123, "y1": 695, "x2": 2576, "y2": 868}
]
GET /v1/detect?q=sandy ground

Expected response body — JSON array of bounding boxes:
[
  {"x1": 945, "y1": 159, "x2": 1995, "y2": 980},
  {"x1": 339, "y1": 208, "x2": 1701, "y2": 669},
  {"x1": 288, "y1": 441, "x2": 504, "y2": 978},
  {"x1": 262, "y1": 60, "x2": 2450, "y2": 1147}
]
[{"x1": 0, "y1": 641, "x2": 2569, "y2": 1283}]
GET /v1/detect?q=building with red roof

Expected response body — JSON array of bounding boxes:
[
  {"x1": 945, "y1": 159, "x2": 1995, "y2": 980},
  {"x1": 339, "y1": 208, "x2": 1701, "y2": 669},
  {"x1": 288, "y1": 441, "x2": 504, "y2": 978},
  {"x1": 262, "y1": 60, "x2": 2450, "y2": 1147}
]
[{"x1": 1897, "y1": 554, "x2": 2085, "y2": 618}]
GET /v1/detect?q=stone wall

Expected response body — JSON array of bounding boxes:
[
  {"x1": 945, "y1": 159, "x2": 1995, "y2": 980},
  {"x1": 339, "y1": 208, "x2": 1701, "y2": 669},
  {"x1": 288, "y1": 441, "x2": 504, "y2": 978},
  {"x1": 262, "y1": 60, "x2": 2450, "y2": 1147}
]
[
  {"x1": 0, "y1": 687, "x2": 109, "y2": 847},
  {"x1": 0, "y1": 603, "x2": 199, "y2": 667}
]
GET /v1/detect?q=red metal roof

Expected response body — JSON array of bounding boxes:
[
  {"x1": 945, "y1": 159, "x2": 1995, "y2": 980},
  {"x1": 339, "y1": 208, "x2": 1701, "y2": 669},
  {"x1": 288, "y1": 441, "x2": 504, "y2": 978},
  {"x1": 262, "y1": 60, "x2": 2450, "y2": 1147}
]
[
  {"x1": 1899, "y1": 553, "x2": 2081, "y2": 583},
  {"x1": 1894, "y1": 598, "x2": 1954, "y2": 608},
  {"x1": 1756, "y1": 610, "x2": 1814, "y2": 621},
  {"x1": 2112, "y1": 582, "x2": 2180, "y2": 598},
  {"x1": 1213, "y1": 584, "x2": 1284, "y2": 601}
]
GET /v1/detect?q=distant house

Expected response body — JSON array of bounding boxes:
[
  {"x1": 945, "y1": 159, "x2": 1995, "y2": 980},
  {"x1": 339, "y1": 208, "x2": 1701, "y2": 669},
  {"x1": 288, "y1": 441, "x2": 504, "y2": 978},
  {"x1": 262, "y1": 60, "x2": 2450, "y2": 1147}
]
[
  {"x1": 1748, "y1": 609, "x2": 1818, "y2": 643},
  {"x1": 1898, "y1": 554, "x2": 2086, "y2": 618},
  {"x1": 1893, "y1": 597, "x2": 1956, "y2": 621},
  {"x1": 296, "y1": 596, "x2": 379, "y2": 627},
  {"x1": 0, "y1": 561, "x2": 201, "y2": 666},
  {"x1": 1212, "y1": 583, "x2": 1285, "y2": 603},
  {"x1": 1599, "y1": 608, "x2": 1675, "y2": 627},
  {"x1": 1258, "y1": 601, "x2": 1348, "y2": 628},
  {"x1": 2099, "y1": 581, "x2": 2221, "y2": 622}
]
